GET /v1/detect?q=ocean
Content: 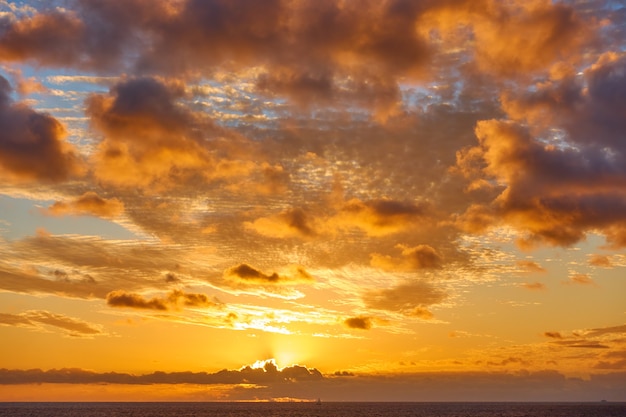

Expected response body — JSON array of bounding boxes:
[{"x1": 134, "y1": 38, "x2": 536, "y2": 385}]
[{"x1": 0, "y1": 402, "x2": 625, "y2": 417}]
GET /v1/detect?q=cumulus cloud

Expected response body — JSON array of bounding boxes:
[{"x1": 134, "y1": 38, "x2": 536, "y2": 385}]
[
  {"x1": 456, "y1": 50, "x2": 626, "y2": 249},
  {"x1": 0, "y1": 310, "x2": 102, "y2": 337},
  {"x1": 86, "y1": 76, "x2": 256, "y2": 190},
  {"x1": 44, "y1": 192, "x2": 124, "y2": 218},
  {"x1": 0, "y1": 75, "x2": 81, "y2": 182},
  {"x1": 0, "y1": 0, "x2": 427, "y2": 117}
]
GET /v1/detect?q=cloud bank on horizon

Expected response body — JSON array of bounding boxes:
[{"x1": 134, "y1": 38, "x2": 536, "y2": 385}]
[{"x1": 0, "y1": 0, "x2": 625, "y2": 401}]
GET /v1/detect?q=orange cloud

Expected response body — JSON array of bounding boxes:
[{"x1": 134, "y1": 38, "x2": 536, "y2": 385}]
[
  {"x1": 588, "y1": 254, "x2": 613, "y2": 268},
  {"x1": 563, "y1": 273, "x2": 596, "y2": 286},
  {"x1": 516, "y1": 260, "x2": 546, "y2": 273},
  {"x1": 86, "y1": 77, "x2": 255, "y2": 190},
  {"x1": 0, "y1": 310, "x2": 102, "y2": 337},
  {"x1": 420, "y1": 0, "x2": 591, "y2": 77},
  {"x1": 363, "y1": 281, "x2": 446, "y2": 318},
  {"x1": 521, "y1": 282, "x2": 546, "y2": 291},
  {"x1": 45, "y1": 192, "x2": 124, "y2": 218},
  {"x1": 456, "y1": 116, "x2": 626, "y2": 248},
  {"x1": 0, "y1": 10, "x2": 86, "y2": 67},
  {"x1": 370, "y1": 244, "x2": 443, "y2": 271},
  {"x1": 244, "y1": 208, "x2": 318, "y2": 239},
  {"x1": 332, "y1": 198, "x2": 431, "y2": 237}
]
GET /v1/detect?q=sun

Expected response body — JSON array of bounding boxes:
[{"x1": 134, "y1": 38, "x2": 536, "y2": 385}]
[{"x1": 269, "y1": 335, "x2": 314, "y2": 369}]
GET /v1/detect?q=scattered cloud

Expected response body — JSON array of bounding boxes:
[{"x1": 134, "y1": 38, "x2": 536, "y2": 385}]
[
  {"x1": 0, "y1": 310, "x2": 103, "y2": 337},
  {"x1": 106, "y1": 290, "x2": 221, "y2": 311},
  {"x1": 516, "y1": 260, "x2": 546, "y2": 273},
  {"x1": 588, "y1": 254, "x2": 613, "y2": 268},
  {"x1": 344, "y1": 316, "x2": 373, "y2": 330},
  {"x1": 563, "y1": 273, "x2": 596, "y2": 286}
]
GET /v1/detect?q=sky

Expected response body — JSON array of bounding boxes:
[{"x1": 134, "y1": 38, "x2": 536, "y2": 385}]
[{"x1": 0, "y1": 0, "x2": 625, "y2": 402}]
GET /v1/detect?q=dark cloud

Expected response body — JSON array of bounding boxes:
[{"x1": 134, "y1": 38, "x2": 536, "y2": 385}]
[
  {"x1": 456, "y1": 116, "x2": 626, "y2": 248},
  {"x1": 106, "y1": 291, "x2": 168, "y2": 310},
  {"x1": 456, "y1": 51, "x2": 626, "y2": 249},
  {"x1": 0, "y1": 360, "x2": 322, "y2": 385},
  {"x1": 0, "y1": 0, "x2": 426, "y2": 115},
  {"x1": 0, "y1": 364, "x2": 624, "y2": 401},
  {"x1": 164, "y1": 272, "x2": 181, "y2": 284},
  {"x1": 344, "y1": 316, "x2": 373, "y2": 330},
  {"x1": 224, "y1": 263, "x2": 313, "y2": 285},
  {"x1": 106, "y1": 290, "x2": 220, "y2": 311},
  {"x1": 0, "y1": 75, "x2": 82, "y2": 182}
]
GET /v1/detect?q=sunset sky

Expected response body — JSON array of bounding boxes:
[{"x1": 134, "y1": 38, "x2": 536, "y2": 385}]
[{"x1": 0, "y1": 0, "x2": 625, "y2": 402}]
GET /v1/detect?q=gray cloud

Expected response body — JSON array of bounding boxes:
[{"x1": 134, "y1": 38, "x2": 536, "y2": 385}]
[{"x1": 0, "y1": 75, "x2": 82, "y2": 182}]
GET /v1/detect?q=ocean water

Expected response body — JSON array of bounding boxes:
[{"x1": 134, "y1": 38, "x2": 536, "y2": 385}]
[{"x1": 0, "y1": 402, "x2": 625, "y2": 417}]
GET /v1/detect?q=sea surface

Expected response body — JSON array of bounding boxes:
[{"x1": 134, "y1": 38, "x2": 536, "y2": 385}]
[{"x1": 1, "y1": 402, "x2": 625, "y2": 417}]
